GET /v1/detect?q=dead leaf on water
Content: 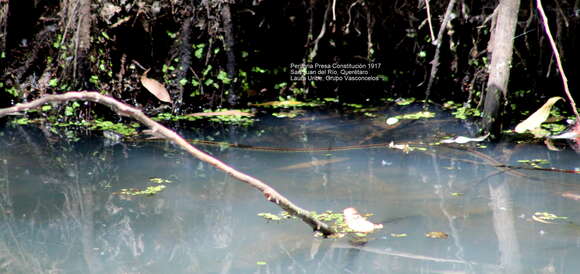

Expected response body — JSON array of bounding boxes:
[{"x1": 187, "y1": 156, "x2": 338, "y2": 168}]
[
  {"x1": 440, "y1": 133, "x2": 489, "y2": 144},
  {"x1": 532, "y1": 212, "x2": 568, "y2": 224},
  {"x1": 390, "y1": 233, "x2": 408, "y2": 238},
  {"x1": 277, "y1": 157, "x2": 349, "y2": 170},
  {"x1": 515, "y1": 97, "x2": 562, "y2": 133},
  {"x1": 425, "y1": 231, "x2": 448, "y2": 239},
  {"x1": 343, "y1": 207, "x2": 383, "y2": 233},
  {"x1": 140, "y1": 69, "x2": 172, "y2": 103},
  {"x1": 561, "y1": 192, "x2": 580, "y2": 201}
]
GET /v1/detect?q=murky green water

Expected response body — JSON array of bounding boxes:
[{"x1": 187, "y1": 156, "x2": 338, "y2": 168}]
[{"x1": 1, "y1": 108, "x2": 580, "y2": 273}]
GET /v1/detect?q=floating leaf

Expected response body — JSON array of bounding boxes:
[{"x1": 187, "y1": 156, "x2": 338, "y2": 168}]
[
  {"x1": 392, "y1": 111, "x2": 435, "y2": 120},
  {"x1": 257, "y1": 213, "x2": 283, "y2": 221},
  {"x1": 390, "y1": 233, "x2": 408, "y2": 238},
  {"x1": 425, "y1": 231, "x2": 448, "y2": 239},
  {"x1": 532, "y1": 212, "x2": 568, "y2": 224},
  {"x1": 140, "y1": 69, "x2": 172, "y2": 103},
  {"x1": 561, "y1": 192, "x2": 580, "y2": 201},
  {"x1": 515, "y1": 97, "x2": 562, "y2": 133},
  {"x1": 386, "y1": 117, "x2": 399, "y2": 125},
  {"x1": 149, "y1": 177, "x2": 172, "y2": 184},
  {"x1": 440, "y1": 133, "x2": 489, "y2": 144},
  {"x1": 343, "y1": 207, "x2": 383, "y2": 233}
]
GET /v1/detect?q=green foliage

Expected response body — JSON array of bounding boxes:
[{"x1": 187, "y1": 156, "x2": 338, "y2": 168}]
[
  {"x1": 90, "y1": 119, "x2": 138, "y2": 136},
  {"x1": 12, "y1": 118, "x2": 31, "y2": 125},
  {"x1": 250, "y1": 98, "x2": 322, "y2": 108},
  {"x1": 443, "y1": 101, "x2": 480, "y2": 119},
  {"x1": 166, "y1": 31, "x2": 177, "y2": 38},
  {"x1": 114, "y1": 177, "x2": 173, "y2": 197},
  {"x1": 48, "y1": 78, "x2": 59, "y2": 87},
  {"x1": 116, "y1": 185, "x2": 166, "y2": 196},
  {"x1": 5, "y1": 86, "x2": 19, "y2": 97},
  {"x1": 395, "y1": 97, "x2": 415, "y2": 106},
  {"x1": 154, "y1": 110, "x2": 255, "y2": 126},
  {"x1": 391, "y1": 111, "x2": 435, "y2": 120},
  {"x1": 64, "y1": 102, "x2": 80, "y2": 116},
  {"x1": 194, "y1": 43, "x2": 206, "y2": 59}
]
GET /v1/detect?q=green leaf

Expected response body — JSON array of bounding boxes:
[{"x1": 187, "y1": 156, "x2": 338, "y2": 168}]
[
  {"x1": 48, "y1": 78, "x2": 59, "y2": 87},
  {"x1": 194, "y1": 48, "x2": 204, "y2": 59},
  {"x1": 217, "y1": 71, "x2": 231, "y2": 84},
  {"x1": 202, "y1": 65, "x2": 212, "y2": 76},
  {"x1": 204, "y1": 78, "x2": 214, "y2": 86}
]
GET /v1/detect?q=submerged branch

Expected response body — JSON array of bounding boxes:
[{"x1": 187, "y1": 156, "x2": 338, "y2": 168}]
[{"x1": 0, "y1": 91, "x2": 335, "y2": 236}]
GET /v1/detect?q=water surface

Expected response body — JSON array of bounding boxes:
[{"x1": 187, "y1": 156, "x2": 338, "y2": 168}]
[{"x1": 1, "y1": 108, "x2": 580, "y2": 273}]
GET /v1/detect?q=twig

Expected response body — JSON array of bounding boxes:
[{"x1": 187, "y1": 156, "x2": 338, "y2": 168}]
[
  {"x1": 344, "y1": 0, "x2": 362, "y2": 35},
  {"x1": 332, "y1": 0, "x2": 337, "y2": 21},
  {"x1": 424, "y1": 0, "x2": 435, "y2": 42},
  {"x1": 424, "y1": 0, "x2": 457, "y2": 104},
  {"x1": 0, "y1": 91, "x2": 335, "y2": 236},
  {"x1": 308, "y1": 0, "x2": 331, "y2": 61},
  {"x1": 536, "y1": 0, "x2": 579, "y2": 120}
]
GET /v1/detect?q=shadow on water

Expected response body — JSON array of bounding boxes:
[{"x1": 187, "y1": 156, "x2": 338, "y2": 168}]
[{"x1": 1, "y1": 107, "x2": 580, "y2": 273}]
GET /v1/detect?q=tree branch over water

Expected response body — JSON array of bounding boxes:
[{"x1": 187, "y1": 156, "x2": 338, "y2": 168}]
[{"x1": 0, "y1": 91, "x2": 335, "y2": 236}]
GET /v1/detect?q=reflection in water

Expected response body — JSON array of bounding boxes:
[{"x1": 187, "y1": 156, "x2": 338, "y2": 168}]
[{"x1": 1, "y1": 108, "x2": 580, "y2": 273}]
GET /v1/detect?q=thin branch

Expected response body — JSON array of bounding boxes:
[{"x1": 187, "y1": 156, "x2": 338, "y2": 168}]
[
  {"x1": 536, "y1": 0, "x2": 579, "y2": 120},
  {"x1": 424, "y1": 0, "x2": 435, "y2": 42},
  {"x1": 308, "y1": 0, "x2": 331, "y2": 61},
  {"x1": 0, "y1": 91, "x2": 335, "y2": 236},
  {"x1": 424, "y1": 0, "x2": 457, "y2": 104}
]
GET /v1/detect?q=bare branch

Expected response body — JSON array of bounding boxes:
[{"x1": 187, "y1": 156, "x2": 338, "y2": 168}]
[{"x1": 536, "y1": 0, "x2": 579, "y2": 121}]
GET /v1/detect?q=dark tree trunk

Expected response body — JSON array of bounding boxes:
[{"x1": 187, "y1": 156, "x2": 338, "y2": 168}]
[
  {"x1": 221, "y1": 2, "x2": 237, "y2": 106},
  {"x1": 176, "y1": 16, "x2": 193, "y2": 111},
  {"x1": 481, "y1": 0, "x2": 521, "y2": 137}
]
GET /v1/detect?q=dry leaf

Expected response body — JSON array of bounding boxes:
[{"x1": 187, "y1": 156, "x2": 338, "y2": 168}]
[
  {"x1": 343, "y1": 207, "x2": 383, "y2": 233},
  {"x1": 531, "y1": 212, "x2": 568, "y2": 224},
  {"x1": 561, "y1": 192, "x2": 580, "y2": 201},
  {"x1": 425, "y1": 231, "x2": 448, "y2": 239},
  {"x1": 140, "y1": 69, "x2": 172, "y2": 103},
  {"x1": 515, "y1": 97, "x2": 562, "y2": 133}
]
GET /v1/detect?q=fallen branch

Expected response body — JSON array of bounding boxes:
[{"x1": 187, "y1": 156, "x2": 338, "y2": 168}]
[{"x1": 0, "y1": 91, "x2": 335, "y2": 236}]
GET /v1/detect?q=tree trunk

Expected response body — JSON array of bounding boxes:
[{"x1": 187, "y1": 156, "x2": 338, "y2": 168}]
[
  {"x1": 221, "y1": 2, "x2": 237, "y2": 106},
  {"x1": 75, "y1": 0, "x2": 91, "y2": 85},
  {"x1": 481, "y1": 0, "x2": 521, "y2": 137},
  {"x1": 0, "y1": 1, "x2": 7, "y2": 64}
]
